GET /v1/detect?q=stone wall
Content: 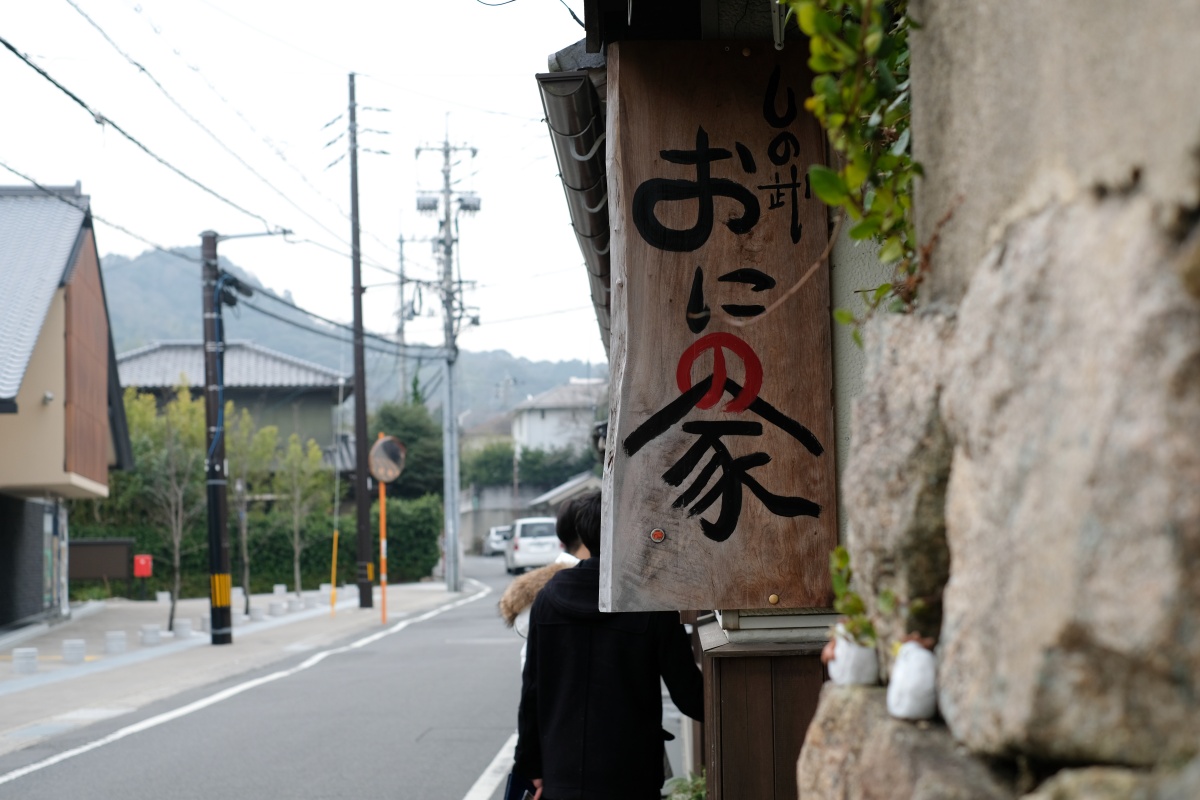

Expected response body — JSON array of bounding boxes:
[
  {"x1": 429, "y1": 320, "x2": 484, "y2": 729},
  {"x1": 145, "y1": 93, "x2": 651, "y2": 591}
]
[{"x1": 799, "y1": 1, "x2": 1200, "y2": 796}]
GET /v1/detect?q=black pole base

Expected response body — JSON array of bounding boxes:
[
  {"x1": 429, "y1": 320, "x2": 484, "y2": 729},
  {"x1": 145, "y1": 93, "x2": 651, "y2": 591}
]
[{"x1": 210, "y1": 605, "x2": 233, "y2": 645}]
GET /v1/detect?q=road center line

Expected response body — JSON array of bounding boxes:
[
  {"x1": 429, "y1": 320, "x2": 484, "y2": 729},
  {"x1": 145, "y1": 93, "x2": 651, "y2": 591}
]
[
  {"x1": 0, "y1": 580, "x2": 491, "y2": 788},
  {"x1": 461, "y1": 731, "x2": 519, "y2": 800}
]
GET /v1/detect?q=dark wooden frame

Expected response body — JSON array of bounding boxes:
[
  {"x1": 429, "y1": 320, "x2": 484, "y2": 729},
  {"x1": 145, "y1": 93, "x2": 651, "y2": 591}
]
[{"x1": 701, "y1": 621, "x2": 826, "y2": 800}]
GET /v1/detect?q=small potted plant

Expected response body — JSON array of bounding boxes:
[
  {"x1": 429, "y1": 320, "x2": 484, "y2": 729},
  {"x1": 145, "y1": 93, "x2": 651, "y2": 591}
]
[{"x1": 823, "y1": 547, "x2": 879, "y2": 685}]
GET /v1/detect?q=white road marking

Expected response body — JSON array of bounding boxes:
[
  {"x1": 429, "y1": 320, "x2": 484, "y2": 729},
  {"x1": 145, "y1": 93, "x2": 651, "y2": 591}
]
[
  {"x1": 0, "y1": 580, "x2": 491, "y2": 788},
  {"x1": 461, "y1": 731, "x2": 518, "y2": 800}
]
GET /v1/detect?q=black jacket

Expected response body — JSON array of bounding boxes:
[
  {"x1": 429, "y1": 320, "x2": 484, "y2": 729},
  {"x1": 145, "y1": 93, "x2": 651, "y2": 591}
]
[{"x1": 513, "y1": 558, "x2": 704, "y2": 800}]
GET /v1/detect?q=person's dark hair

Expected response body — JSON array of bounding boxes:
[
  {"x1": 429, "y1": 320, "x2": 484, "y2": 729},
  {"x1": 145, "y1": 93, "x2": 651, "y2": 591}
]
[
  {"x1": 555, "y1": 497, "x2": 582, "y2": 552},
  {"x1": 574, "y1": 491, "x2": 602, "y2": 557}
]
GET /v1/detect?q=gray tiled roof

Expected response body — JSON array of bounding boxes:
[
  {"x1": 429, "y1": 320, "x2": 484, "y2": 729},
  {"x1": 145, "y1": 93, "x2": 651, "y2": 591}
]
[
  {"x1": 0, "y1": 186, "x2": 89, "y2": 401},
  {"x1": 513, "y1": 378, "x2": 607, "y2": 411},
  {"x1": 118, "y1": 341, "x2": 350, "y2": 390}
]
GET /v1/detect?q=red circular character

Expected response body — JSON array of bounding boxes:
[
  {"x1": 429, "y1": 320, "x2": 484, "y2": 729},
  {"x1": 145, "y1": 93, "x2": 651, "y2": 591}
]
[
  {"x1": 675, "y1": 332, "x2": 763, "y2": 412},
  {"x1": 650, "y1": 528, "x2": 666, "y2": 543}
]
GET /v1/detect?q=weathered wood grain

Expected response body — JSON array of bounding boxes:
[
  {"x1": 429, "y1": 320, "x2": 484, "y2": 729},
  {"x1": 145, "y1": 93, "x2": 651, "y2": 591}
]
[{"x1": 601, "y1": 41, "x2": 836, "y2": 612}]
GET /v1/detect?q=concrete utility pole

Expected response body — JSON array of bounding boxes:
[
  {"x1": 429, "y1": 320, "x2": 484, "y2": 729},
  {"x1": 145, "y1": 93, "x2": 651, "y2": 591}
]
[
  {"x1": 416, "y1": 131, "x2": 478, "y2": 594},
  {"x1": 201, "y1": 231, "x2": 233, "y2": 645},
  {"x1": 349, "y1": 72, "x2": 373, "y2": 609},
  {"x1": 200, "y1": 229, "x2": 282, "y2": 644}
]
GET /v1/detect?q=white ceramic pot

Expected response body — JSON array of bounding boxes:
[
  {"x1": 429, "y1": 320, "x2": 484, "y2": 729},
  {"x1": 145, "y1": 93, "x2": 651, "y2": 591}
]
[
  {"x1": 827, "y1": 624, "x2": 879, "y2": 685},
  {"x1": 886, "y1": 641, "x2": 938, "y2": 720}
]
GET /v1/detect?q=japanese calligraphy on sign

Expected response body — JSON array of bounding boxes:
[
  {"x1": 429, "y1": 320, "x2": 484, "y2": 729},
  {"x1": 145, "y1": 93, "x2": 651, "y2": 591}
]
[{"x1": 601, "y1": 42, "x2": 837, "y2": 612}]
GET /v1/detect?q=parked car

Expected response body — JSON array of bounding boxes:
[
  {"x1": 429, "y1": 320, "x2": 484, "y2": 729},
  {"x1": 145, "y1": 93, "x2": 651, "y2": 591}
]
[
  {"x1": 504, "y1": 516, "x2": 562, "y2": 574},
  {"x1": 482, "y1": 524, "x2": 512, "y2": 557}
]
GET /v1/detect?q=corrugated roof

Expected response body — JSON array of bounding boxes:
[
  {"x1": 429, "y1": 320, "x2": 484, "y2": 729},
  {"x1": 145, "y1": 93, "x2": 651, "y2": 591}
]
[
  {"x1": 514, "y1": 377, "x2": 607, "y2": 411},
  {"x1": 118, "y1": 341, "x2": 350, "y2": 390},
  {"x1": 0, "y1": 186, "x2": 89, "y2": 401}
]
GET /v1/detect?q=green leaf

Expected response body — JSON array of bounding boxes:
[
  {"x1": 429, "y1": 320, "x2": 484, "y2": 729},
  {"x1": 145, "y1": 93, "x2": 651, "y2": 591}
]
[
  {"x1": 890, "y1": 128, "x2": 911, "y2": 156},
  {"x1": 848, "y1": 217, "x2": 881, "y2": 240},
  {"x1": 872, "y1": 282, "x2": 893, "y2": 303},
  {"x1": 879, "y1": 237, "x2": 904, "y2": 263},
  {"x1": 833, "y1": 307, "x2": 856, "y2": 326},
  {"x1": 796, "y1": 2, "x2": 819, "y2": 35},
  {"x1": 864, "y1": 30, "x2": 883, "y2": 55},
  {"x1": 878, "y1": 589, "x2": 896, "y2": 614},
  {"x1": 852, "y1": 328, "x2": 864, "y2": 348},
  {"x1": 809, "y1": 165, "x2": 849, "y2": 205}
]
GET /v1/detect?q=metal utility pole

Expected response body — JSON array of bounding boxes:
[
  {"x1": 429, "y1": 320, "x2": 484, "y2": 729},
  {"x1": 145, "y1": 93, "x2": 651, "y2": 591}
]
[
  {"x1": 416, "y1": 132, "x2": 478, "y2": 594},
  {"x1": 397, "y1": 234, "x2": 408, "y2": 402},
  {"x1": 349, "y1": 72, "x2": 373, "y2": 609},
  {"x1": 201, "y1": 231, "x2": 233, "y2": 645}
]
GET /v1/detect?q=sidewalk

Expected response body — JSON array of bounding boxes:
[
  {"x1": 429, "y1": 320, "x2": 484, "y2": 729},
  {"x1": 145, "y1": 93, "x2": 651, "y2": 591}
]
[{"x1": 0, "y1": 582, "x2": 457, "y2": 758}]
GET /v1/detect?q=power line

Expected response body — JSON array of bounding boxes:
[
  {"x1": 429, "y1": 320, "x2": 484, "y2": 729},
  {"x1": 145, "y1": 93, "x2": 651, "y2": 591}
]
[
  {"x1": 474, "y1": 305, "x2": 594, "y2": 326},
  {"x1": 283, "y1": 235, "x2": 402, "y2": 277},
  {"x1": 124, "y1": 3, "x2": 401, "y2": 260},
  {"x1": 63, "y1": 0, "x2": 362, "y2": 252},
  {"x1": 0, "y1": 33, "x2": 283, "y2": 230},
  {"x1": 0, "y1": 157, "x2": 200, "y2": 265}
]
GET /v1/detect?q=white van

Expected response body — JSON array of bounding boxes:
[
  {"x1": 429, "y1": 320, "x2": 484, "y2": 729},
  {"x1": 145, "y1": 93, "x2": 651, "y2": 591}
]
[{"x1": 504, "y1": 516, "x2": 561, "y2": 574}]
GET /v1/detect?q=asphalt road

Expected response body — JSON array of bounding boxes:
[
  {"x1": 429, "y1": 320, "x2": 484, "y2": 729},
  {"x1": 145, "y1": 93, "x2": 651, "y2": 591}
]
[{"x1": 0, "y1": 556, "x2": 526, "y2": 800}]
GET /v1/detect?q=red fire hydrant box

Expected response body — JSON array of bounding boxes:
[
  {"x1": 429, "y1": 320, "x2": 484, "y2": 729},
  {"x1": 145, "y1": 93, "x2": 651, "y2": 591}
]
[{"x1": 133, "y1": 554, "x2": 153, "y2": 578}]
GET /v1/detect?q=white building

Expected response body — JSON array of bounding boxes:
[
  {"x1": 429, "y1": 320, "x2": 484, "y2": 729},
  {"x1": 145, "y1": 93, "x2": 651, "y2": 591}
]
[{"x1": 512, "y1": 377, "x2": 606, "y2": 455}]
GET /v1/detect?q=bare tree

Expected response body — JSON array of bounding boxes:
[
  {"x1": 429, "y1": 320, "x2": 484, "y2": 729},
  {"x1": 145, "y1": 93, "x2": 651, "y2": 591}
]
[
  {"x1": 127, "y1": 383, "x2": 205, "y2": 631},
  {"x1": 273, "y1": 434, "x2": 330, "y2": 597},
  {"x1": 224, "y1": 404, "x2": 278, "y2": 615}
]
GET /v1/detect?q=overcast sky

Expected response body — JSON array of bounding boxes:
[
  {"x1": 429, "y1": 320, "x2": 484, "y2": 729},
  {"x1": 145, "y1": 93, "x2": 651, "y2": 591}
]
[{"x1": 0, "y1": 0, "x2": 607, "y2": 364}]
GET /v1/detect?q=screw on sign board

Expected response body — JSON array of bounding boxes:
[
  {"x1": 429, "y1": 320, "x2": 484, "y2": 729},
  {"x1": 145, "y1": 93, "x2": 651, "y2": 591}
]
[
  {"x1": 601, "y1": 41, "x2": 837, "y2": 612},
  {"x1": 133, "y1": 554, "x2": 153, "y2": 578}
]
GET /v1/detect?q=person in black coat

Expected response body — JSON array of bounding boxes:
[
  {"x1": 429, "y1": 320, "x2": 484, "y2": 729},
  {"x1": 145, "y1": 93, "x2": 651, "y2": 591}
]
[{"x1": 513, "y1": 492, "x2": 704, "y2": 800}]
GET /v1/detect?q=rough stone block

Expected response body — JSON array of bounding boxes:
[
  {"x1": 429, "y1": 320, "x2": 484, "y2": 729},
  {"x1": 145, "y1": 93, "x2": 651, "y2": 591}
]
[
  {"x1": 1020, "y1": 758, "x2": 1200, "y2": 800},
  {"x1": 798, "y1": 685, "x2": 1013, "y2": 800},
  {"x1": 938, "y1": 198, "x2": 1200, "y2": 766},
  {"x1": 173, "y1": 619, "x2": 192, "y2": 639},
  {"x1": 268, "y1": 601, "x2": 285, "y2": 617},
  {"x1": 845, "y1": 312, "x2": 955, "y2": 676},
  {"x1": 250, "y1": 606, "x2": 266, "y2": 622}
]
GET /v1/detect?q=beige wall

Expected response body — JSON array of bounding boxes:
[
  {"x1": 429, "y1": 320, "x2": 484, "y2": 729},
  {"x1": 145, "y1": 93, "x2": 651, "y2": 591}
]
[
  {"x1": 911, "y1": 0, "x2": 1200, "y2": 303},
  {"x1": 0, "y1": 288, "x2": 107, "y2": 499}
]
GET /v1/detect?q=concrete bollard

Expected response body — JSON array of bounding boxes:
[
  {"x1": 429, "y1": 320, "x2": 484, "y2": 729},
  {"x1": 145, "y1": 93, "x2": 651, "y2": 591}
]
[
  {"x1": 231, "y1": 586, "x2": 245, "y2": 607},
  {"x1": 105, "y1": 631, "x2": 127, "y2": 655},
  {"x1": 155, "y1": 591, "x2": 171, "y2": 604},
  {"x1": 287, "y1": 598, "x2": 303, "y2": 613},
  {"x1": 273, "y1": 584, "x2": 288, "y2": 597},
  {"x1": 173, "y1": 619, "x2": 193, "y2": 639},
  {"x1": 62, "y1": 639, "x2": 86, "y2": 665},
  {"x1": 12, "y1": 648, "x2": 38, "y2": 674},
  {"x1": 140, "y1": 624, "x2": 161, "y2": 646},
  {"x1": 197, "y1": 615, "x2": 209, "y2": 633},
  {"x1": 250, "y1": 606, "x2": 266, "y2": 622},
  {"x1": 303, "y1": 595, "x2": 317, "y2": 609},
  {"x1": 269, "y1": 601, "x2": 285, "y2": 617}
]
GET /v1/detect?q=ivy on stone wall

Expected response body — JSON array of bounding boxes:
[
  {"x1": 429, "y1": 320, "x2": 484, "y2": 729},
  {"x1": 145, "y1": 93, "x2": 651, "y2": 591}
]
[{"x1": 787, "y1": 0, "x2": 920, "y2": 341}]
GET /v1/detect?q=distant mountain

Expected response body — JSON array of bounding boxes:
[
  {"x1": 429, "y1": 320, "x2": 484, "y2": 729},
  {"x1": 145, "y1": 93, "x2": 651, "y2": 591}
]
[{"x1": 100, "y1": 248, "x2": 606, "y2": 420}]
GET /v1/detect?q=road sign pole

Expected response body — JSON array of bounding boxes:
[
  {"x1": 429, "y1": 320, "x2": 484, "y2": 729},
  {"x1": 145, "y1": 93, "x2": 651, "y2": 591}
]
[{"x1": 379, "y1": 433, "x2": 388, "y2": 625}]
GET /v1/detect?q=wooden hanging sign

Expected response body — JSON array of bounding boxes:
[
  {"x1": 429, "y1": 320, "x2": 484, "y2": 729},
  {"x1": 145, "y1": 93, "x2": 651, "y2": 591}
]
[{"x1": 601, "y1": 41, "x2": 837, "y2": 612}]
